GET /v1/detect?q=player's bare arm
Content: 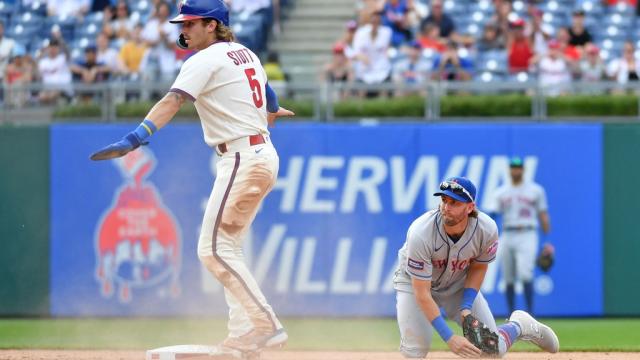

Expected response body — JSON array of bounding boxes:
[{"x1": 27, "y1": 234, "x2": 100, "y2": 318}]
[
  {"x1": 89, "y1": 92, "x2": 186, "y2": 161},
  {"x1": 144, "y1": 91, "x2": 187, "y2": 130},
  {"x1": 267, "y1": 106, "x2": 295, "y2": 127},
  {"x1": 539, "y1": 210, "x2": 551, "y2": 234},
  {"x1": 411, "y1": 278, "x2": 481, "y2": 358}
]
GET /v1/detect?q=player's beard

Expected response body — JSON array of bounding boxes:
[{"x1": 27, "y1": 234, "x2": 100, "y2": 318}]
[{"x1": 442, "y1": 212, "x2": 465, "y2": 227}]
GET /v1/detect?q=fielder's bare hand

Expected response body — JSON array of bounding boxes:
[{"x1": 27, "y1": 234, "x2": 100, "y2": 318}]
[
  {"x1": 447, "y1": 334, "x2": 482, "y2": 358},
  {"x1": 267, "y1": 106, "x2": 295, "y2": 127}
]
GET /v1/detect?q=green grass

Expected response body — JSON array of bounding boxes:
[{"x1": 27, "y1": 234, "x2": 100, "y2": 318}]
[{"x1": 0, "y1": 318, "x2": 638, "y2": 352}]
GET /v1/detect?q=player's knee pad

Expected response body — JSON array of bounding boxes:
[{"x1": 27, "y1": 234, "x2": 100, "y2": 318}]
[{"x1": 399, "y1": 345, "x2": 428, "y2": 358}]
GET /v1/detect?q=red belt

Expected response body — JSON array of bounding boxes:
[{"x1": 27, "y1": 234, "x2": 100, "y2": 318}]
[{"x1": 217, "y1": 134, "x2": 265, "y2": 154}]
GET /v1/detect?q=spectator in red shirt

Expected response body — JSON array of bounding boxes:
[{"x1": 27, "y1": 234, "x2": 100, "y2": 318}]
[
  {"x1": 507, "y1": 19, "x2": 534, "y2": 73},
  {"x1": 556, "y1": 27, "x2": 581, "y2": 64},
  {"x1": 417, "y1": 22, "x2": 446, "y2": 53}
]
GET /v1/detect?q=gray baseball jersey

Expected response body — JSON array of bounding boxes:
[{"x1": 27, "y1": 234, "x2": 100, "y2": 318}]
[
  {"x1": 489, "y1": 182, "x2": 548, "y2": 229},
  {"x1": 394, "y1": 209, "x2": 499, "y2": 296}
]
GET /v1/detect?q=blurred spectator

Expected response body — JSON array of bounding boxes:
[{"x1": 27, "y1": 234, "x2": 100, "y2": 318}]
[
  {"x1": 91, "y1": 0, "x2": 111, "y2": 12},
  {"x1": 507, "y1": 19, "x2": 533, "y2": 73},
  {"x1": 352, "y1": 10, "x2": 392, "y2": 95},
  {"x1": 46, "y1": 0, "x2": 90, "y2": 18},
  {"x1": 526, "y1": 7, "x2": 550, "y2": 56},
  {"x1": 70, "y1": 45, "x2": 110, "y2": 102},
  {"x1": 419, "y1": 0, "x2": 455, "y2": 39},
  {"x1": 264, "y1": 51, "x2": 287, "y2": 82},
  {"x1": 141, "y1": 1, "x2": 179, "y2": 80},
  {"x1": 531, "y1": 40, "x2": 571, "y2": 96},
  {"x1": 381, "y1": 0, "x2": 412, "y2": 47},
  {"x1": 477, "y1": 23, "x2": 504, "y2": 52},
  {"x1": 392, "y1": 41, "x2": 431, "y2": 95},
  {"x1": 228, "y1": 0, "x2": 270, "y2": 14},
  {"x1": 0, "y1": 21, "x2": 16, "y2": 89},
  {"x1": 96, "y1": 33, "x2": 122, "y2": 77},
  {"x1": 579, "y1": 44, "x2": 605, "y2": 82},
  {"x1": 488, "y1": 0, "x2": 513, "y2": 46},
  {"x1": 263, "y1": 51, "x2": 287, "y2": 96},
  {"x1": 119, "y1": 23, "x2": 148, "y2": 80},
  {"x1": 333, "y1": 20, "x2": 359, "y2": 61},
  {"x1": 417, "y1": 22, "x2": 446, "y2": 53},
  {"x1": 606, "y1": 41, "x2": 640, "y2": 87},
  {"x1": 4, "y1": 45, "x2": 35, "y2": 108},
  {"x1": 568, "y1": 10, "x2": 592, "y2": 48},
  {"x1": 103, "y1": 0, "x2": 136, "y2": 41},
  {"x1": 432, "y1": 40, "x2": 473, "y2": 81},
  {"x1": 37, "y1": 39, "x2": 73, "y2": 104},
  {"x1": 323, "y1": 43, "x2": 354, "y2": 99},
  {"x1": 357, "y1": 0, "x2": 384, "y2": 25},
  {"x1": 556, "y1": 27, "x2": 581, "y2": 64}
]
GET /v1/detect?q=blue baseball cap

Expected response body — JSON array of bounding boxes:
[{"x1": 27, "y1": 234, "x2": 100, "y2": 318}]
[{"x1": 433, "y1": 176, "x2": 476, "y2": 203}]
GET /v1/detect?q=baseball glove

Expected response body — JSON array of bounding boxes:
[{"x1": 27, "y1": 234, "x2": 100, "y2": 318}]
[
  {"x1": 536, "y1": 243, "x2": 555, "y2": 272},
  {"x1": 462, "y1": 314, "x2": 499, "y2": 357}
]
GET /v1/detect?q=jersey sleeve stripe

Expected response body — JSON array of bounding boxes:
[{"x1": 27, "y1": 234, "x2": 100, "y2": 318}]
[
  {"x1": 474, "y1": 256, "x2": 496, "y2": 263},
  {"x1": 169, "y1": 88, "x2": 196, "y2": 102},
  {"x1": 407, "y1": 270, "x2": 432, "y2": 280}
]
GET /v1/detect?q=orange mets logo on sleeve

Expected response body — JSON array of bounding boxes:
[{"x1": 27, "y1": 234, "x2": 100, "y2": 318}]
[
  {"x1": 408, "y1": 258, "x2": 425, "y2": 270},
  {"x1": 487, "y1": 240, "x2": 499, "y2": 256}
]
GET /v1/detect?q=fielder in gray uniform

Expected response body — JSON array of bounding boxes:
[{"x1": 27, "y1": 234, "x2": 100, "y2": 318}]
[
  {"x1": 394, "y1": 176, "x2": 559, "y2": 358},
  {"x1": 491, "y1": 157, "x2": 551, "y2": 315}
]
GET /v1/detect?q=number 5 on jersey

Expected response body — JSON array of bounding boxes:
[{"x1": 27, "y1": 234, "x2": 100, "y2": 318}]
[{"x1": 244, "y1": 68, "x2": 264, "y2": 108}]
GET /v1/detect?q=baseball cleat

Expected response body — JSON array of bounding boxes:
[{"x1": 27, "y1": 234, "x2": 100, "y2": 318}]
[
  {"x1": 509, "y1": 310, "x2": 560, "y2": 353},
  {"x1": 223, "y1": 328, "x2": 288, "y2": 352}
]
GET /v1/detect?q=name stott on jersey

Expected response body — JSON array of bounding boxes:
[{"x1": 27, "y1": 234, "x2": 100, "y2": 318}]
[
  {"x1": 170, "y1": 42, "x2": 269, "y2": 147},
  {"x1": 394, "y1": 209, "x2": 499, "y2": 295},
  {"x1": 491, "y1": 182, "x2": 548, "y2": 228}
]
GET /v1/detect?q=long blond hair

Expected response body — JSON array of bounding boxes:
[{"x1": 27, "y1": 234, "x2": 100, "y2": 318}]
[{"x1": 204, "y1": 19, "x2": 235, "y2": 42}]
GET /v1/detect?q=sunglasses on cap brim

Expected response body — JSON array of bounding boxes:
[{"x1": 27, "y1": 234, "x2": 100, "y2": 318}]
[{"x1": 439, "y1": 181, "x2": 474, "y2": 202}]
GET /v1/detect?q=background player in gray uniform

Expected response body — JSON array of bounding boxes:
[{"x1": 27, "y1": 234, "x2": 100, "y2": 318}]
[
  {"x1": 90, "y1": 0, "x2": 294, "y2": 357},
  {"x1": 394, "y1": 176, "x2": 559, "y2": 358},
  {"x1": 490, "y1": 157, "x2": 551, "y2": 315}
]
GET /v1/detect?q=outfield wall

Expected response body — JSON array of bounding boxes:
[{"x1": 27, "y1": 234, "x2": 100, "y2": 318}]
[{"x1": 0, "y1": 122, "x2": 637, "y2": 317}]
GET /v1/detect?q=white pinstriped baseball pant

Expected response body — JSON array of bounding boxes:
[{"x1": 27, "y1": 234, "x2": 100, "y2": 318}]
[{"x1": 198, "y1": 137, "x2": 282, "y2": 337}]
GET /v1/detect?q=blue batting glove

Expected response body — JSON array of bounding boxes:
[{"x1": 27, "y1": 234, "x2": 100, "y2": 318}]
[{"x1": 90, "y1": 133, "x2": 144, "y2": 161}]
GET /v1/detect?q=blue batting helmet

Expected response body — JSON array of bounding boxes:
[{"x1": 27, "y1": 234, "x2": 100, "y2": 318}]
[{"x1": 170, "y1": 0, "x2": 229, "y2": 26}]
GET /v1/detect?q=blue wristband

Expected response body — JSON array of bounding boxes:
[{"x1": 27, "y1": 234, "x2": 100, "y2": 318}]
[
  {"x1": 460, "y1": 288, "x2": 478, "y2": 311},
  {"x1": 133, "y1": 119, "x2": 157, "y2": 142},
  {"x1": 431, "y1": 315, "x2": 454, "y2": 342},
  {"x1": 265, "y1": 82, "x2": 279, "y2": 113}
]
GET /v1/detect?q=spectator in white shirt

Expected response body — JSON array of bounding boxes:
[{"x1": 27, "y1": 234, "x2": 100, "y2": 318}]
[
  {"x1": 531, "y1": 39, "x2": 571, "y2": 96},
  {"x1": 607, "y1": 41, "x2": 640, "y2": 90},
  {"x1": 37, "y1": 39, "x2": 72, "y2": 103},
  {"x1": 96, "y1": 33, "x2": 123, "y2": 77},
  {"x1": 47, "y1": 0, "x2": 90, "y2": 18},
  {"x1": 352, "y1": 10, "x2": 392, "y2": 96},
  {"x1": 392, "y1": 41, "x2": 431, "y2": 96},
  {"x1": 141, "y1": 1, "x2": 179, "y2": 80}
]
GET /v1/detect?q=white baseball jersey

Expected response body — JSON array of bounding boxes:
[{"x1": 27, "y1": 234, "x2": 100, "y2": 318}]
[
  {"x1": 394, "y1": 209, "x2": 499, "y2": 296},
  {"x1": 170, "y1": 41, "x2": 269, "y2": 147},
  {"x1": 490, "y1": 182, "x2": 548, "y2": 229}
]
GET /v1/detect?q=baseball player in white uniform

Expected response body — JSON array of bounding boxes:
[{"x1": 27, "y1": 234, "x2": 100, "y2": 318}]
[
  {"x1": 90, "y1": 0, "x2": 294, "y2": 357},
  {"x1": 490, "y1": 157, "x2": 551, "y2": 315},
  {"x1": 393, "y1": 176, "x2": 559, "y2": 358}
]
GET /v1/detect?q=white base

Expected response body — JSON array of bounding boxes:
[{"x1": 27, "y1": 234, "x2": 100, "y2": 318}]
[{"x1": 146, "y1": 344, "x2": 218, "y2": 360}]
